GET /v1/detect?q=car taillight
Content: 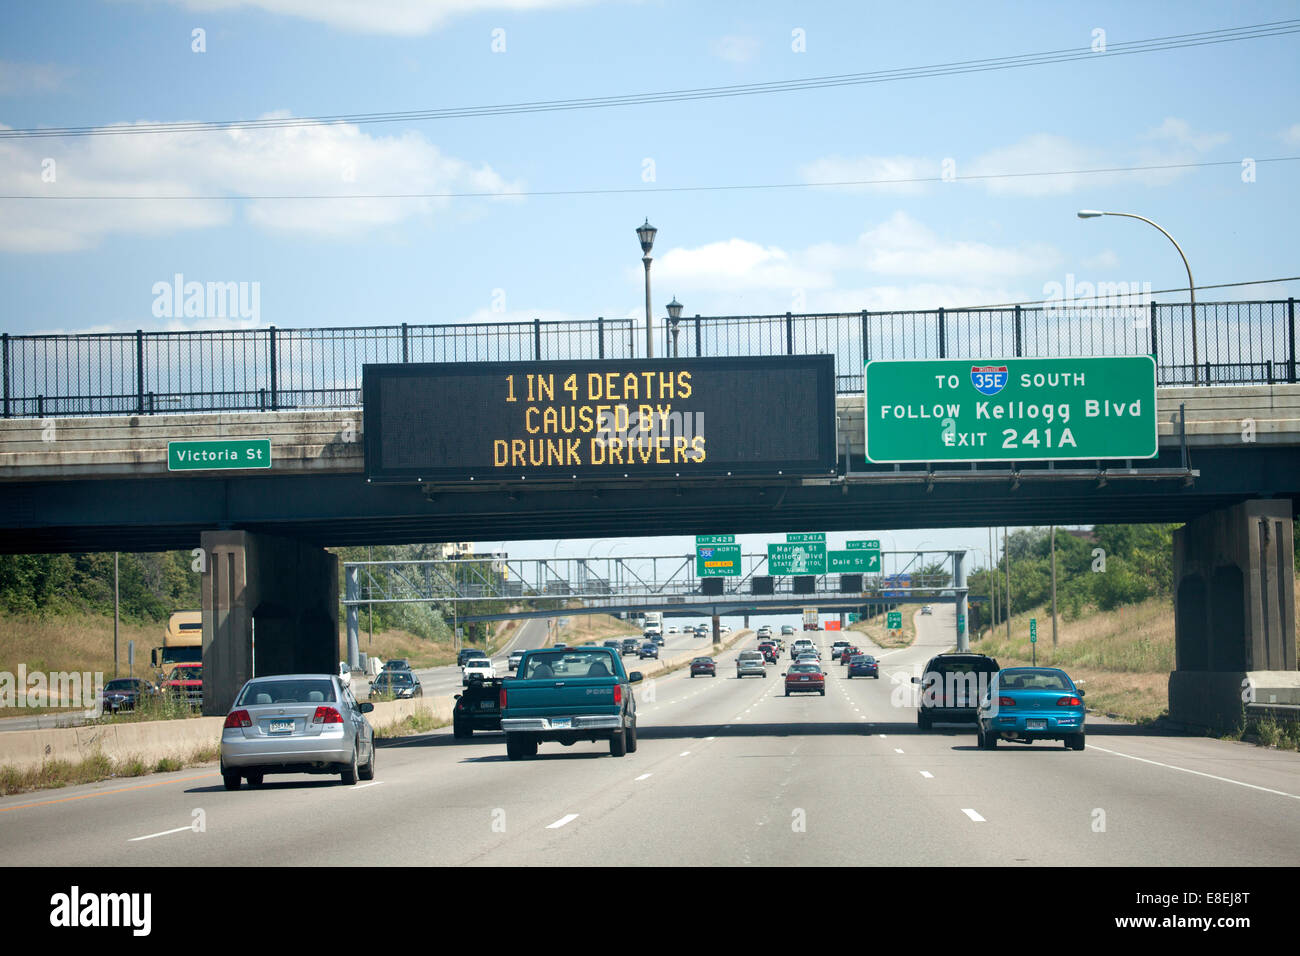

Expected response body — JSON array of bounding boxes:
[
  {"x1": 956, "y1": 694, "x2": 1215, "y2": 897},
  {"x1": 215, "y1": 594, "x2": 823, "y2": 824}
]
[
  {"x1": 499, "y1": 687, "x2": 508, "y2": 709},
  {"x1": 1056, "y1": 696, "x2": 1082, "y2": 707},
  {"x1": 224, "y1": 709, "x2": 251, "y2": 729},
  {"x1": 613, "y1": 684, "x2": 622, "y2": 704},
  {"x1": 312, "y1": 706, "x2": 343, "y2": 723},
  {"x1": 998, "y1": 696, "x2": 1016, "y2": 707}
]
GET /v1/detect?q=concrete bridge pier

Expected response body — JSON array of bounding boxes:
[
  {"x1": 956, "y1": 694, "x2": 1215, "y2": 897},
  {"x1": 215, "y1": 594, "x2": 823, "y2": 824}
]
[
  {"x1": 1169, "y1": 500, "x2": 1298, "y2": 730},
  {"x1": 199, "y1": 530, "x2": 339, "y2": 716}
]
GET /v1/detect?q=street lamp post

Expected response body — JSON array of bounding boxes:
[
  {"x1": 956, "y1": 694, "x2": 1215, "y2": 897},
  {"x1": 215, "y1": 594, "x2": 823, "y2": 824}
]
[
  {"x1": 1077, "y1": 210, "x2": 1197, "y2": 384},
  {"x1": 667, "y1": 296, "x2": 683, "y2": 358},
  {"x1": 636, "y1": 219, "x2": 657, "y2": 357}
]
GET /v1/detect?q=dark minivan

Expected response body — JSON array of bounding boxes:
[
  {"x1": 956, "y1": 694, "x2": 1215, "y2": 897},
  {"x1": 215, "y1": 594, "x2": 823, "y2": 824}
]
[{"x1": 912, "y1": 653, "x2": 999, "y2": 729}]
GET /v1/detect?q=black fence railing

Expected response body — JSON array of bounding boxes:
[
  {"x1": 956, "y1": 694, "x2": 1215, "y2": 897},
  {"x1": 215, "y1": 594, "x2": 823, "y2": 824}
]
[{"x1": 3, "y1": 300, "x2": 1296, "y2": 419}]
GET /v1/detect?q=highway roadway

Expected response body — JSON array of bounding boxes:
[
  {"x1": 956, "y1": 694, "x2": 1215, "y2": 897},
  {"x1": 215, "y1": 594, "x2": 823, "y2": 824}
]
[{"x1": 3, "y1": 609, "x2": 1298, "y2": 865}]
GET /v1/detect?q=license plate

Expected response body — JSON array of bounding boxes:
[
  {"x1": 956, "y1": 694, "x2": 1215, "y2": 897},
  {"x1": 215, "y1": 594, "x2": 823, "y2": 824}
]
[
  {"x1": 268, "y1": 719, "x2": 294, "y2": 734},
  {"x1": 479, "y1": 700, "x2": 497, "y2": 711},
  {"x1": 800, "y1": 676, "x2": 809, "y2": 681},
  {"x1": 550, "y1": 718, "x2": 572, "y2": 729},
  {"x1": 1026, "y1": 718, "x2": 1047, "y2": 730}
]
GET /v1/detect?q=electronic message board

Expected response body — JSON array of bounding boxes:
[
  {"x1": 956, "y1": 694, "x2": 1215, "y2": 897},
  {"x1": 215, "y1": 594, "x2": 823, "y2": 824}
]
[{"x1": 363, "y1": 355, "x2": 836, "y2": 482}]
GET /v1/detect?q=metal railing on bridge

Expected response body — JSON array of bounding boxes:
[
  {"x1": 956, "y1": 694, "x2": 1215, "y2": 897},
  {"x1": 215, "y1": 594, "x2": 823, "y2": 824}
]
[{"x1": 5, "y1": 299, "x2": 1296, "y2": 418}]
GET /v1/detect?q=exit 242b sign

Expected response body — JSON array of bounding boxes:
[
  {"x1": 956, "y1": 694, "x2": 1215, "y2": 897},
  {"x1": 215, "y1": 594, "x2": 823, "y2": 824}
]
[{"x1": 864, "y1": 356, "x2": 1157, "y2": 463}]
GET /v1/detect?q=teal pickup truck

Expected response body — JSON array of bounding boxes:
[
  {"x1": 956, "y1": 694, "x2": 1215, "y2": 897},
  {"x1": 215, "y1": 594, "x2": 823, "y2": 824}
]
[{"x1": 500, "y1": 646, "x2": 642, "y2": 759}]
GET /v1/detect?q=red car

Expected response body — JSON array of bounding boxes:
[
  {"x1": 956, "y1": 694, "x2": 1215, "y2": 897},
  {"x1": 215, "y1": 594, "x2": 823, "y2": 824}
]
[
  {"x1": 162, "y1": 662, "x2": 203, "y2": 709},
  {"x1": 758, "y1": 642, "x2": 779, "y2": 663},
  {"x1": 690, "y1": 657, "x2": 717, "y2": 678},
  {"x1": 783, "y1": 663, "x2": 825, "y2": 696},
  {"x1": 840, "y1": 646, "x2": 860, "y2": 666}
]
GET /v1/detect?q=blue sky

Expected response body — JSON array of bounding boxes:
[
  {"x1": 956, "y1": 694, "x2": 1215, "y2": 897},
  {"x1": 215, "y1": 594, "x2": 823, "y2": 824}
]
[{"x1": 2, "y1": 1, "x2": 1297, "y2": 561}]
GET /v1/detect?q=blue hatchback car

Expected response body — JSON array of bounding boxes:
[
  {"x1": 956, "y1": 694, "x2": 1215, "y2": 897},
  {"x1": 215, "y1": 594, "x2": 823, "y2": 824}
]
[
  {"x1": 846, "y1": 654, "x2": 879, "y2": 678},
  {"x1": 976, "y1": 667, "x2": 1086, "y2": 750}
]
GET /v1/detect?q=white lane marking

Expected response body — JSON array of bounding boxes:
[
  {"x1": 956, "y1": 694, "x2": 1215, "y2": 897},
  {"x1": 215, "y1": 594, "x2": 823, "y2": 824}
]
[
  {"x1": 546, "y1": 813, "x2": 579, "y2": 829},
  {"x1": 352, "y1": 781, "x2": 384, "y2": 791},
  {"x1": 919, "y1": 771, "x2": 934, "y2": 779},
  {"x1": 634, "y1": 773, "x2": 652, "y2": 781},
  {"x1": 962, "y1": 808, "x2": 986, "y2": 822},
  {"x1": 1090, "y1": 744, "x2": 1300, "y2": 800},
  {"x1": 679, "y1": 750, "x2": 691, "y2": 757},
  {"x1": 706, "y1": 736, "x2": 716, "y2": 741},
  {"x1": 879, "y1": 734, "x2": 887, "y2": 739},
  {"x1": 128, "y1": 825, "x2": 193, "y2": 842},
  {"x1": 894, "y1": 748, "x2": 905, "y2": 754}
]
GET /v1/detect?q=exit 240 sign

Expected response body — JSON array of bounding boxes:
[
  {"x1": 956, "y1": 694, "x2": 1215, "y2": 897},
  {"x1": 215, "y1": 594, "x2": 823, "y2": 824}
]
[{"x1": 864, "y1": 356, "x2": 1157, "y2": 463}]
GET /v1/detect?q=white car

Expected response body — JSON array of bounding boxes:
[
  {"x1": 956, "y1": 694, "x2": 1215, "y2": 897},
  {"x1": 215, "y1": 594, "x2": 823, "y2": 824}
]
[
  {"x1": 462, "y1": 657, "x2": 495, "y2": 685},
  {"x1": 667, "y1": 625, "x2": 680, "y2": 634}
]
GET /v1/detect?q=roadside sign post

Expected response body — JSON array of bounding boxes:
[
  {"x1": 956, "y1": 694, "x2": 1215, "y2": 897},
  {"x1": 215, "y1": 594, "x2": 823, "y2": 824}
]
[
  {"x1": 1030, "y1": 618, "x2": 1038, "y2": 666},
  {"x1": 887, "y1": 610, "x2": 902, "y2": 630}
]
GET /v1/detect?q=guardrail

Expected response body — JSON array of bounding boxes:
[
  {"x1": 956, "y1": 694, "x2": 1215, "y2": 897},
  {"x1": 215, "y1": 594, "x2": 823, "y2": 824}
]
[{"x1": 4, "y1": 299, "x2": 1295, "y2": 418}]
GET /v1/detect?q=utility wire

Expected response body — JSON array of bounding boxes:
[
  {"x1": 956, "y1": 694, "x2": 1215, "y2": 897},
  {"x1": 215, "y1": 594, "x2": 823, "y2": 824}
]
[
  {"x1": 4, "y1": 156, "x2": 1295, "y2": 201},
  {"x1": 1, "y1": 19, "x2": 1296, "y2": 140}
]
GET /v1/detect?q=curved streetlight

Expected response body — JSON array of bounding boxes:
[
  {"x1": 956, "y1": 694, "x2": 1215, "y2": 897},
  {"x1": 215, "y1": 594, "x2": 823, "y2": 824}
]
[
  {"x1": 667, "y1": 296, "x2": 683, "y2": 357},
  {"x1": 1077, "y1": 209, "x2": 1197, "y2": 384},
  {"x1": 636, "y1": 219, "x2": 657, "y2": 357}
]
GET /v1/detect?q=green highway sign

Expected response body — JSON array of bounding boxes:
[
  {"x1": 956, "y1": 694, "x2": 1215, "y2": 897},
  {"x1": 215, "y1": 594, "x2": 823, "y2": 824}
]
[
  {"x1": 168, "y1": 439, "x2": 271, "y2": 471},
  {"x1": 828, "y1": 549, "x2": 881, "y2": 573},
  {"x1": 1030, "y1": 618, "x2": 1038, "y2": 643},
  {"x1": 768, "y1": 541, "x2": 827, "y2": 575},
  {"x1": 848, "y1": 613, "x2": 860, "y2": 624},
  {"x1": 786, "y1": 532, "x2": 826, "y2": 543},
  {"x1": 846, "y1": 539, "x2": 880, "y2": 550},
  {"x1": 696, "y1": 543, "x2": 741, "y2": 577},
  {"x1": 695, "y1": 534, "x2": 735, "y2": 545},
  {"x1": 864, "y1": 356, "x2": 1157, "y2": 463},
  {"x1": 887, "y1": 611, "x2": 902, "y2": 629}
]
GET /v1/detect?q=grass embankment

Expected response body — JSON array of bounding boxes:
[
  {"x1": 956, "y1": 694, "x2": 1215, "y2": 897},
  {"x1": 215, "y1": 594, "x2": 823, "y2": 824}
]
[
  {"x1": 847, "y1": 605, "x2": 920, "y2": 649},
  {"x1": 0, "y1": 744, "x2": 219, "y2": 797},
  {"x1": 555, "y1": 613, "x2": 640, "y2": 645}
]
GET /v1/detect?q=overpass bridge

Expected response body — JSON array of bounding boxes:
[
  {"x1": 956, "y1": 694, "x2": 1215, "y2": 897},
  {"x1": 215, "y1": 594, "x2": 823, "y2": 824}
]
[{"x1": 1, "y1": 300, "x2": 1295, "y2": 729}]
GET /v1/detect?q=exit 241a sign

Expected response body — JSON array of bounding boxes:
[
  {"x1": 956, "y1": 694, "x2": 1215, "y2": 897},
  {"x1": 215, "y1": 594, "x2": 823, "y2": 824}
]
[{"x1": 864, "y1": 356, "x2": 1157, "y2": 463}]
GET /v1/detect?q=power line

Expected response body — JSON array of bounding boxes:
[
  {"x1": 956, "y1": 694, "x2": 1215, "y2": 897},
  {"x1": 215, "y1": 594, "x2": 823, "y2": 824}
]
[
  {"x1": 4, "y1": 156, "x2": 1295, "y2": 201},
  {"x1": 963, "y1": 276, "x2": 1300, "y2": 310},
  {"x1": 2, "y1": 19, "x2": 1296, "y2": 140}
]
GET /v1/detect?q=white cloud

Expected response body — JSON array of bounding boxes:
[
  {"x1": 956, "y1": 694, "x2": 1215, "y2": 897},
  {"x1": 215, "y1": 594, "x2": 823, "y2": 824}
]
[
  {"x1": 150, "y1": 0, "x2": 597, "y2": 35},
  {"x1": 1281, "y1": 123, "x2": 1300, "y2": 146},
  {"x1": 711, "y1": 34, "x2": 760, "y2": 64},
  {"x1": 1142, "y1": 117, "x2": 1229, "y2": 153},
  {"x1": 0, "y1": 60, "x2": 73, "y2": 96},
  {"x1": 1081, "y1": 249, "x2": 1120, "y2": 270},
  {"x1": 799, "y1": 154, "x2": 934, "y2": 195},
  {"x1": 646, "y1": 213, "x2": 1057, "y2": 315},
  {"x1": 0, "y1": 115, "x2": 522, "y2": 252}
]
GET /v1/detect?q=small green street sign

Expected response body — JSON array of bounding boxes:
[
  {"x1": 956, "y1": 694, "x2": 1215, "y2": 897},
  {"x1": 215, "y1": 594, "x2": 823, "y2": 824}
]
[
  {"x1": 786, "y1": 532, "x2": 826, "y2": 544},
  {"x1": 864, "y1": 356, "x2": 1158, "y2": 463},
  {"x1": 696, "y1": 543, "x2": 741, "y2": 577},
  {"x1": 768, "y1": 541, "x2": 827, "y2": 575},
  {"x1": 829, "y1": 549, "x2": 881, "y2": 573},
  {"x1": 957, "y1": 613, "x2": 966, "y2": 631},
  {"x1": 695, "y1": 534, "x2": 735, "y2": 545},
  {"x1": 168, "y1": 439, "x2": 272, "y2": 471},
  {"x1": 846, "y1": 539, "x2": 881, "y2": 550},
  {"x1": 848, "y1": 613, "x2": 860, "y2": 624},
  {"x1": 887, "y1": 611, "x2": 902, "y2": 629},
  {"x1": 1030, "y1": 618, "x2": 1038, "y2": 643}
]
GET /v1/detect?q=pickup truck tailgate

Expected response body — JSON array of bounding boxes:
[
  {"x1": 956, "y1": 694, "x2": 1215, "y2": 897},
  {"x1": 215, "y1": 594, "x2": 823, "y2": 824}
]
[{"x1": 504, "y1": 678, "x2": 621, "y2": 718}]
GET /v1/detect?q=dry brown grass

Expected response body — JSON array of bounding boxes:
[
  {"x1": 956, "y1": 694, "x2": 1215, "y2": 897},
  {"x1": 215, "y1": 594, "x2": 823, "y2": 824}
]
[
  {"x1": 848, "y1": 605, "x2": 920, "y2": 649},
  {"x1": 556, "y1": 613, "x2": 640, "y2": 645}
]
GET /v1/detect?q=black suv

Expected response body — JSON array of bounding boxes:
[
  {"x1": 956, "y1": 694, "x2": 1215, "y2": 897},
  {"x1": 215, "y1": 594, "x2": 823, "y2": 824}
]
[
  {"x1": 912, "y1": 653, "x2": 999, "y2": 730},
  {"x1": 453, "y1": 678, "x2": 503, "y2": 738},
  {"x1": 621, "y1": 638, "x2": 641, "y2": 656},
  {"x1": 457, "y1": 648, "x2": 487, "y2": 667}
]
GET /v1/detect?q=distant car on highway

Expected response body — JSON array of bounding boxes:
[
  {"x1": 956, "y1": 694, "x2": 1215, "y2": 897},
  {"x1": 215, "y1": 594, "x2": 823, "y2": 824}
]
[
  {"x1": 758, "y1": 641, "x2": 779, "y2": 663},
  {"x1": 639, "y1": 642, "x2": 660, "y2": 660},
  {"x1": 462, "y1": 656, "x2": 496, "y2": 686},
  {"x1": 736, "y1": 651, "x2": 767, "y2": 678},
  {"x1": 847, "y1": 655, "x2": 879, "y2": 679},
  {"x1": 694, "y1": 625, "x2": 710, "y2": 637},
  {"x1": 690, "y1": 657, "x2": 717, "y2": 678},
  {"x1": 383, "y1": 659, "x2": 412, "y2": 671},
  {"x1": 508, "y1": 649, "x2": 526, "y2": 671},
  {"x1": 370, "y1": 669, "x2": 422, "y2": 699},
  {"x1": 791, "y1": 639, "x2": 814, "y2": 659},
  {"x1": 457, "y1": 648, "x2": 487, "y2": 667},
  {"x1": 780, "y1": 625, "x2": 796, "y2": 636},
  {"x1": 783, "y1": 663, "x2": 825, "y2": 696},
  {"x1": 162, "y1": 663, "x2": 203, "y2": 709},
  {"x1": 912, "y1": 652, "x2": 1000, "y2": 730},
  {"x1": 100, "y1": 677, "x2": 157, "y2": 713},
  {"x1": 667, "y1": 625, "x2": 680, "y2": 634},
  {"x1": 220, "y1": 674, "x2": 375, "y2": 790},
  {"x1": 921, "y1": 606, "x2": 933, "y2": 615},
  {"x1": 977, "y1": 667, "x2": 1086, "y2": 750},
  {"x1": 603, "y1": 639, "x2": 623, "y2": 653},
  {"x1": 830, "y1": 641, "x2": 851, "y2": 661},
  {"x1": 622, "y1": 637, "x2": 642, "y2": 655}
]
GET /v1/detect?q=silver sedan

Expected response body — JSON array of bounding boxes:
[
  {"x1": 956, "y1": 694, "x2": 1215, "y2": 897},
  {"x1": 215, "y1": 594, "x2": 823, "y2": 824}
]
[{"x1": 220, "y1": 674, "x2": 376, "y2": 790}]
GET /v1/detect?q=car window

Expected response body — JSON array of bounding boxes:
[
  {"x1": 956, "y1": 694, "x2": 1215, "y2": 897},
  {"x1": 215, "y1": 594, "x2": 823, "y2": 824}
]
[
  {"x1": 523, "y1": 650, "x2": 616, "y2": 679},
  {"x1": 789, "y1": 664, "x2": 821, "y2": 673},
  {"x1": 1001, "y1": 670, "x2": 1071, "y2": 691},
  {"x1": 238, "y1": 679, "x2": 336, "y2": 705}
]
